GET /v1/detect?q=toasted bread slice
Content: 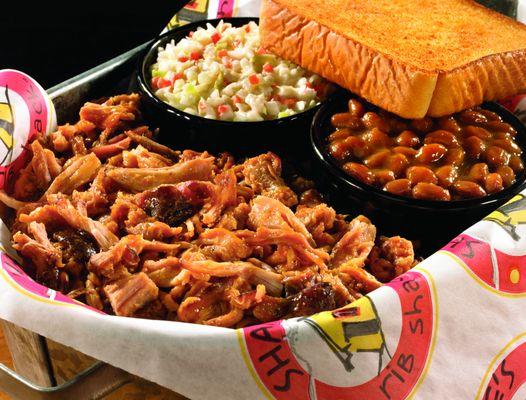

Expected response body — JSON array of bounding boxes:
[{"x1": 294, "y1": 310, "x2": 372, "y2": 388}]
[{"x1": 260, "y1": 0, "x2": 526, "y2": 118}]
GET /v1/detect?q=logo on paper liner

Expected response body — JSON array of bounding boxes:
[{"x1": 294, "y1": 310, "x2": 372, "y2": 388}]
[
  {"x1": 0, "y1": 86, "x2": 15, "y2": 166},
  {"x1": 0, "y1": 69, "x2": 56, "y2": 191},
  {"x1": 484, "y1": 194, "x2": 526, "y2": 242},
  {"x1": 477, "y1": 336, "x2": 526, "y2": 400},
  {"x1": 243, "y1": 270, "x2": 435, "y2": 400},
  {"x1": 444, "y1": 232, "x2": 526, "y2": 295}
]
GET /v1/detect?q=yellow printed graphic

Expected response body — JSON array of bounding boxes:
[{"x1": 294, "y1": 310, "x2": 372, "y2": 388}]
[
  {"x1": 484, "y1": 194, "x2": 526, "y2": 241},
  {"x1": 304, "y1": 296, "x2": 390, "y2": 375},
  {"x1": 0, "y1": 103, "x2": 13, "y2": 123},
  {"x1": 0, "y1": 86, "x2": 15, "y2": 165},
  {"x1": 0, "y1": 128, "x2": 13, "y2": 149},
  {"x1": 185, "y1": 0, "x2": 208, "y2": 13},
  {"x1": 510, "y1": 268, "x2": 520, "y2": 284}
]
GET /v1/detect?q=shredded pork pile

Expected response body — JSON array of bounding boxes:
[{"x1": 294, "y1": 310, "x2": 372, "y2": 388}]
[{"x1": 0, "y1": 94, "x2": 415, "y2": 327}]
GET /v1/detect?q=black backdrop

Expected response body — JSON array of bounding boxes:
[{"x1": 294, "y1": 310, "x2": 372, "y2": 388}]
[{"x1": 0, "y1": 4, "x2": 184, "y2": 89}]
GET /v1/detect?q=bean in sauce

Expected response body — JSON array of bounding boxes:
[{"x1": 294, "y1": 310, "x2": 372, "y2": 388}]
[{"x1": 327, "y1": 99, "x2": 524, "y2": 200}]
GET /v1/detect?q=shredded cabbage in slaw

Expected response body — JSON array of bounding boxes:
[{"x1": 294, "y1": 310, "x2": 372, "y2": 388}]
[{"x1": 150, "y1": 20, "x2": 330, "y2": 122}]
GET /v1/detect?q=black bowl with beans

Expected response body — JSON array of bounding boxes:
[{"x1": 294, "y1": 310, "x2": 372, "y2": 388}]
[{"x1": 310, "y1": 93, "x2": 526, "y2": 252}]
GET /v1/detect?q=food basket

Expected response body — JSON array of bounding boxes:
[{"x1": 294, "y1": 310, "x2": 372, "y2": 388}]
[
  {"x1": 0, "y1": 43, "x2": 189, "y2": 400},
  {"x1": 2, "y1": 3, "x2": 526, "y2": 400}
]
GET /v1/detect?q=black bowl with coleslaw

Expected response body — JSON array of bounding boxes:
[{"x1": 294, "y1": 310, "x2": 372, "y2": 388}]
[{"x1": 137, "y1": 17, "x2": 334, "y2": 157}]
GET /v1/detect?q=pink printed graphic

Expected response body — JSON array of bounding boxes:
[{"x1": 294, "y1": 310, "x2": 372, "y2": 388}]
[
  {"x1": 0, "y1": 70, "x2": 50, "y2": 191},
  {"x1": 445, "y1": 233, "x2": 526, "y2": 294},
  {"x1": 0, "y1": 253, "x2": 105, "y2": 314},
  {"x1": 217, "y1": 0, "x2": 235, "y2": 17},
  {"x1": 500, "y1": 94, "x2": 525, "y2": 113},
  {"x1": 444, "y1": 234, "x2": 494, "y2": 287},
  {"x1": 481, "y1": 341, "x2": 526, "y2": 400},
  {"x1": 495, "y1": 251, "x2": 526, "y2": 293},
  {"x1": 243, "y1": 271, "x2": 434, "y2": 400}
]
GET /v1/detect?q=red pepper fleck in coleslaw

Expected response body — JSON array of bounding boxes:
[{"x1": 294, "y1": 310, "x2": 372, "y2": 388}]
[{"x1": 151, "y1": 20, "x2": 331, "y2": 122}]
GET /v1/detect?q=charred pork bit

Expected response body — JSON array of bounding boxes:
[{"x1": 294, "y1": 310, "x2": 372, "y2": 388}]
[
  {"x1": 20, "y1": 197, "x2": 118, "y2": 251},
  {"x1": 330, "y1": 215, "x2": 376, "y2": 270},
  {"x1": 199, "y1": 228, "x2": 251, "y2": 261},
  {"x1": 103, "y1": 272, "x2": 159, "y2": 317},
  {"x1": 287, "y1": 282, "x2": 337, "y2": 318},
  {"x1": 320, "y1": 273, "x2": 356, "y2": 305},
  {"x1": 137, "y1": 186, "x2": 198, "y2": 227},
  {"x1": 125, "y1": 129, "x2": 180, "y2": 161},
  {"x1": 106, "y1": 157, "x2": 214, "y2": 192},
  {"x1": 52, "y1": 229, "x2": 99, "y2": 265},
  {"x1": 242, "y1": 152, "x2": 298, "y2": 207},
  {"x1": 42, "y1": 153, "x2": 101, "y2": 198},
  {"x1": 54, "y1": 198, "x2": 118, "y2": 250},
  {"x1": 252, "y1": 295, "x2": 290, "y2": 322},
  {"x1": 368, "y1": 251, "x2": 396, "y2": 283},
  {"x1": 248, "y1": 195, "x2": 314, "y2": 245}
]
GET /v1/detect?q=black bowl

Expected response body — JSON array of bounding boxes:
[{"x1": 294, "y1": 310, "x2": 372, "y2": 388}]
[
  {"x1": 310, "y1": 93, "x2": 526, "y2": 254},
  {"x1": 137, "y1": 17, "x2": 328, "y2": 158}
]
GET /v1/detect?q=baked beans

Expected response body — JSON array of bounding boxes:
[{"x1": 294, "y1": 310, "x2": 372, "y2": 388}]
[{"x1": 327, "y1": 98, "x2": 524, "y2": 201}]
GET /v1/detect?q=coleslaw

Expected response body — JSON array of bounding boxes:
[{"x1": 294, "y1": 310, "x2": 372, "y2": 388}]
[{"x1": 150, "y1": 20, "x2": 330, "y2": 122}]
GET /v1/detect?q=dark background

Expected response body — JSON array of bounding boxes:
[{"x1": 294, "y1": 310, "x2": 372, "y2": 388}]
[
  {"x1": 0, "y1": 2, "x2": 514, "y2": 90},
  {"x1": 0, "y1": 4, "x2": 186, "y2": 89}
]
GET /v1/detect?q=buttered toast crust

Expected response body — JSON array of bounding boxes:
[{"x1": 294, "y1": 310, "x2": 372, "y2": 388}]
[{"x1": 260, "y1": 0, "x2": 526, "y2": 118}]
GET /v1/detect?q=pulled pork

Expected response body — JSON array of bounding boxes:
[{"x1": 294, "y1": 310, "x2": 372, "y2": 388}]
[{"x1": 2, "y1": 93, "x2": 417, "y2": 327}]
